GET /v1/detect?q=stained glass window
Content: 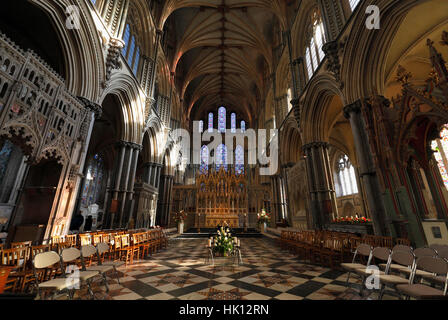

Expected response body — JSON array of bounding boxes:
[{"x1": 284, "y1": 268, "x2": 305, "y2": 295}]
[
  {"x1": 208, "y1": 113, "x2": 213, "y2": 132},
  {"x1": 216, "y1": 144, "x2": 227, "y2": 171},
  {"x1": 200, "y1": 145, "x2": 209, "y2": 174},
  {"x1": 133, "y1": 46, "x2": 140, "y2": 75},
  {"x1": 127, "y1": 36, "x2": 136, "y2": 66},
  {"x1": 199, "y1": 120, "x2": 204, "y2": 133},
  {"x1": 0, "y1": 140, "x2": 13, "y2": 183},
  {"x1": 231, "y1": 113, "x2": 236, "y2": 133},
  {"x1": 241, "y1": 121, "x2": 246, "y2": 132},
  {"x1": 335, "y1": 154, "x2": 358, "y2": 197},
  {"x1": 122, "y1": 24, "x2": 131, "y2": 56},
  {"x1": 235, "y1": 145, "x2": 244, "y2": 175},
  {"x1": 81, "y1": 154, "x2": 104, "y2": 207},
  {"x1": 431, "y1": 125, "x2": 448, "y2": 190},
  {"x1": 218, "y1": 107, "x2": 226, "y2": 133}
]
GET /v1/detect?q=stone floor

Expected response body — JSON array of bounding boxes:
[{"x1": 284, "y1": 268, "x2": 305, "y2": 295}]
[{"x1": 61, "y1": 237, "x2": 399, "y2": 300}]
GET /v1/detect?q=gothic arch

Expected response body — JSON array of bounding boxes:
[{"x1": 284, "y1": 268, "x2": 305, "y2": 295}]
[
  {"x1": 300, "y1": 74, "x2": 345, "y2": 144},
  {"x1": 341, "y1": 0, "x2": 446, "y2": 103},
  {"x1": 29, "y1": 0, "x2": 105, "y2": 101},
  {"x1": 101, "y1": 74, "x2": 145, "y2": 143}
]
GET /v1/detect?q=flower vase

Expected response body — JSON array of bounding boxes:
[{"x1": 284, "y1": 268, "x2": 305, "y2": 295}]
[{"x1": 178, "y1": 221, "x2": 184, "y2": 234}]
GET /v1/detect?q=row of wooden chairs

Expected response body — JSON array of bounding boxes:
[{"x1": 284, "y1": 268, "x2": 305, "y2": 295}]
[
  {"x1": 342, "y1": 243, "x2": 448, "y2": 299},
  {"x1": 277, "y1": 230, "x2": 411, "y2": 269},
  {"x1": 1, "y1": 228, "x2": 169, "y2": 294}
]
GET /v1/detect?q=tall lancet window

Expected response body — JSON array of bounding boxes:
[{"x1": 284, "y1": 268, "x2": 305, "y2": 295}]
[
  {"x1": 218, "y1": 107, "x2": 226, "y2": 133},
  {"x1": 431, "y1": 125, "x2": 448, "y2": 190},
  {"x1": 349, "y1": 0, "x2": 361, "y2": 11},
  {"x1": 81, "y1": 154, "x2": 105, "y2": 207},
  {"x1": 208, "y1": 113, "x2": 213, "y2": 132},
  {"x1": 231, "y1": 113, "x2": 236, "y2": 133},
  {"x1": 122, "y1": 24, "x2": 131, "y2": 56},
  {"x1": 200, "y1": 145, "x2": 209, "y2": 174},
  {"x1": 335, "y1": 154, "x2": 359, "y2": 197},
  {"x1": 241, "y1": 121, "x2": 246, "y2": 132},
  {"x1": 235, "y1": 145, "x2": 244, "y2": 175},
  {"x1": 305, "y1": 9, "x2": 326, "y2": 80},
  {"x1": 215, "y1": 144, "x2": 228, "y2": 171},
  {"x1": 198, "y1": 120, "x2": 204, "y2": 133}
]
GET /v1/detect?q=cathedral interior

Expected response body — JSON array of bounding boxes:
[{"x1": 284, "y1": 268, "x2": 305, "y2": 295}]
[{"x1": 1, "y1": 0, "x2": 448, "y2": 302}]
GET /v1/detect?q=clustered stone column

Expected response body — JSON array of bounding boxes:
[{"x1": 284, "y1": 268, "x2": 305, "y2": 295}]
[
  {"x1": 107, "y1": 141, "x2": 142, "y2": 229},
  {"x1": 270, "y1": 175, "x2": 284, "y2": 225},
  {"x1": 302, "y1": 142, "x2": 338, "y2": 229},
  {"x1": 143, "y1": 162, "x2": 162, "y2": 189},
  {"x1": 344, "y1": 101, "x2": 389, "y2": 236},
  {"x1": 157, "y1": 174, "x2": 174, "y2": 227}
]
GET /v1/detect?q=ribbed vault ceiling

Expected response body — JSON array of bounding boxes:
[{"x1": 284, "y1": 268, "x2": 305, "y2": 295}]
[{"x1": 160, "y1": 0, "x2": 292, "y2": 125}]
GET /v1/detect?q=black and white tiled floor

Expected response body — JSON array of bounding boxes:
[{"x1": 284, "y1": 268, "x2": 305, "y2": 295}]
[{"x1": 68, "y1": 238, "x2": 398, "y2": 300}]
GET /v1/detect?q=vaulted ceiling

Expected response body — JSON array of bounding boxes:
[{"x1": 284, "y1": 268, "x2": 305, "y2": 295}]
[{"x1": 159, "y1": 0, "x2": 295, "y2": 126}]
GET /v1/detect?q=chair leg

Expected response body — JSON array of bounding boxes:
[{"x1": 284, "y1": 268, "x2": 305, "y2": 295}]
[
  {"x1": 102, "y1": 273, "x2": 109, "y2": 292},
  {"x1": 378, "y1": 284, "x2": 386, "y2": 300},
  {"x1": 87, "y1": 280, "x2": 95, "y2": 300},
  {"x1": 114, "y1": 266, "x2": 121, "y2": 285}
]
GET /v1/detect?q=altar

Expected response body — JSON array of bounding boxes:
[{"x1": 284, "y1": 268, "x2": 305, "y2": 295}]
[{"x1": 195, "y1": 168, "x2": 248, "y2": 229}]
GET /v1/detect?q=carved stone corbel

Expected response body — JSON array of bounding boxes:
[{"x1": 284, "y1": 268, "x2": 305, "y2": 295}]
[
  {"x1": 103, "y1": 38, "x2": 125, "y2": 88},
  {"x1": 322, "y1": 40, "x2": 344, "y2": 89}
]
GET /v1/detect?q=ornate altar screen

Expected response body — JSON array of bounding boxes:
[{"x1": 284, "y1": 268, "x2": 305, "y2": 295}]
[{"x1": 195, "y1": 168, "x2": 248, "y2": 228}]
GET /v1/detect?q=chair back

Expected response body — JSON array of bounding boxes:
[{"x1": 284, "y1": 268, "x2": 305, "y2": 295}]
[
  {"x1": 34, "y1": 251, "x2": 61, "y2": 269},
  {"x1": 11, "y1": 241, "x2": 32, "y2": 248},
  {"x1": 430, "y1": 244, "x2": 448, "y2": 252},
  {"x1": 61, "y1": 247, "x2": 81, "y2": 263},
  {"x1": 417, "y1": 256, "x2": 448, "y2": 275},
  {"x1": 1, "y1": 247, "x2": 30, "y2": 272},
  {"x1": 436, "y1": 247, "x2": 448, "y2": 260},
  {"x1": 413, "y1": 247, "x2": 437, "y2": 258},
  {"x1": 392, "y1": 244, "x2": 413, "y2": 253},
  {"x1": 81, "y1": 245, "x2": 97, "y2": 259},
  {"x1": 372, "y1": 247, "x2": 391, "y2": 262},
  {"x1": 391, "y1": 250, "x2": 414, "y2": 268},
  {"x1": 356, "y1": 244, "x2": 372, "y2": 256},
  {"x1": 65, "y1": 234, "x2": 77, "y2": 247},
  {"x1": 121, "y1": 235, "x2": 130, "y2": 247},
  {"x1": 79, "y1": 234, "x2": 92, "y2": 246},
  {"x1": 97, "y1": 243, "x2": 110, "y2": 255}
]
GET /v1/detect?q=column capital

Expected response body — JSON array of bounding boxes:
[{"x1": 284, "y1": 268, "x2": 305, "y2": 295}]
[
  {"x1": 343, "y1": 100, "x2": 362, "y2": 119},
  {"x1": 77, "y1": 96, "x2": 102, "y2": 119},
  {"x1": 302, "y1": 141, "x2": 329, "y2": 152}
]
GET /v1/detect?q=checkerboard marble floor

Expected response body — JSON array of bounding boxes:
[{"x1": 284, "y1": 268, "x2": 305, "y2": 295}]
[{"x1": 68, "y1": 237, "x2": 399, "y2": 300}]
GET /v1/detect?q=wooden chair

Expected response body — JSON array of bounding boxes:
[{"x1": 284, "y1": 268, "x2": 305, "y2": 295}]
[
  {"x1": 159, "y1": 229, "x2": 168, "y2": 249},
  {"x1": 138, "y1": 233, "x2": 150, "y2": 259},
  {"x1": 65, "y1": 234, "x2": 78, "y2": 247},
  {"x1": 1, "y1": 246, "x2": 34, "y2": 292},
  {"x1": 11, "y1": 241, "x2": 32, "y2": 249},
  {"x1": 119, "y1": 235, "x2": 138, "y2": 266},
  {"x1": 79, "y1": 234, "x2": 92, "y2": 246}
]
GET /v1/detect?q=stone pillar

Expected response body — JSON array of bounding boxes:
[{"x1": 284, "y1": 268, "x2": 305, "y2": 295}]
[
  {"x1": 293, "y1": 58, "x2": 307, "y2": 95},
  {"x1": 302, "y1": 142, "x2": 337, "y2": 229},
  {"x1": 107, "y1": 141, "x2": 126, "y2": 228},
  {"x1": 125, "y1": 143, "x2": 142, "y2": 227},
  {"x1": 344, "y1": 101, "x2": 389, "y2": 236},
  {"x1": 117, "y1": 143, "x2": 133, "y2": 228}
]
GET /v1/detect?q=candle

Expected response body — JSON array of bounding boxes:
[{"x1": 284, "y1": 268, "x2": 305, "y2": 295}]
[
  {"x1": 238, "y1": 239, "x2": 241, "y2": 247},
  {"x1": 234, "y1": 236, "x2": 237, "y2": 244},
  {"x1": 208, "y1": 239, "x2": 212, "y2": 247}
]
